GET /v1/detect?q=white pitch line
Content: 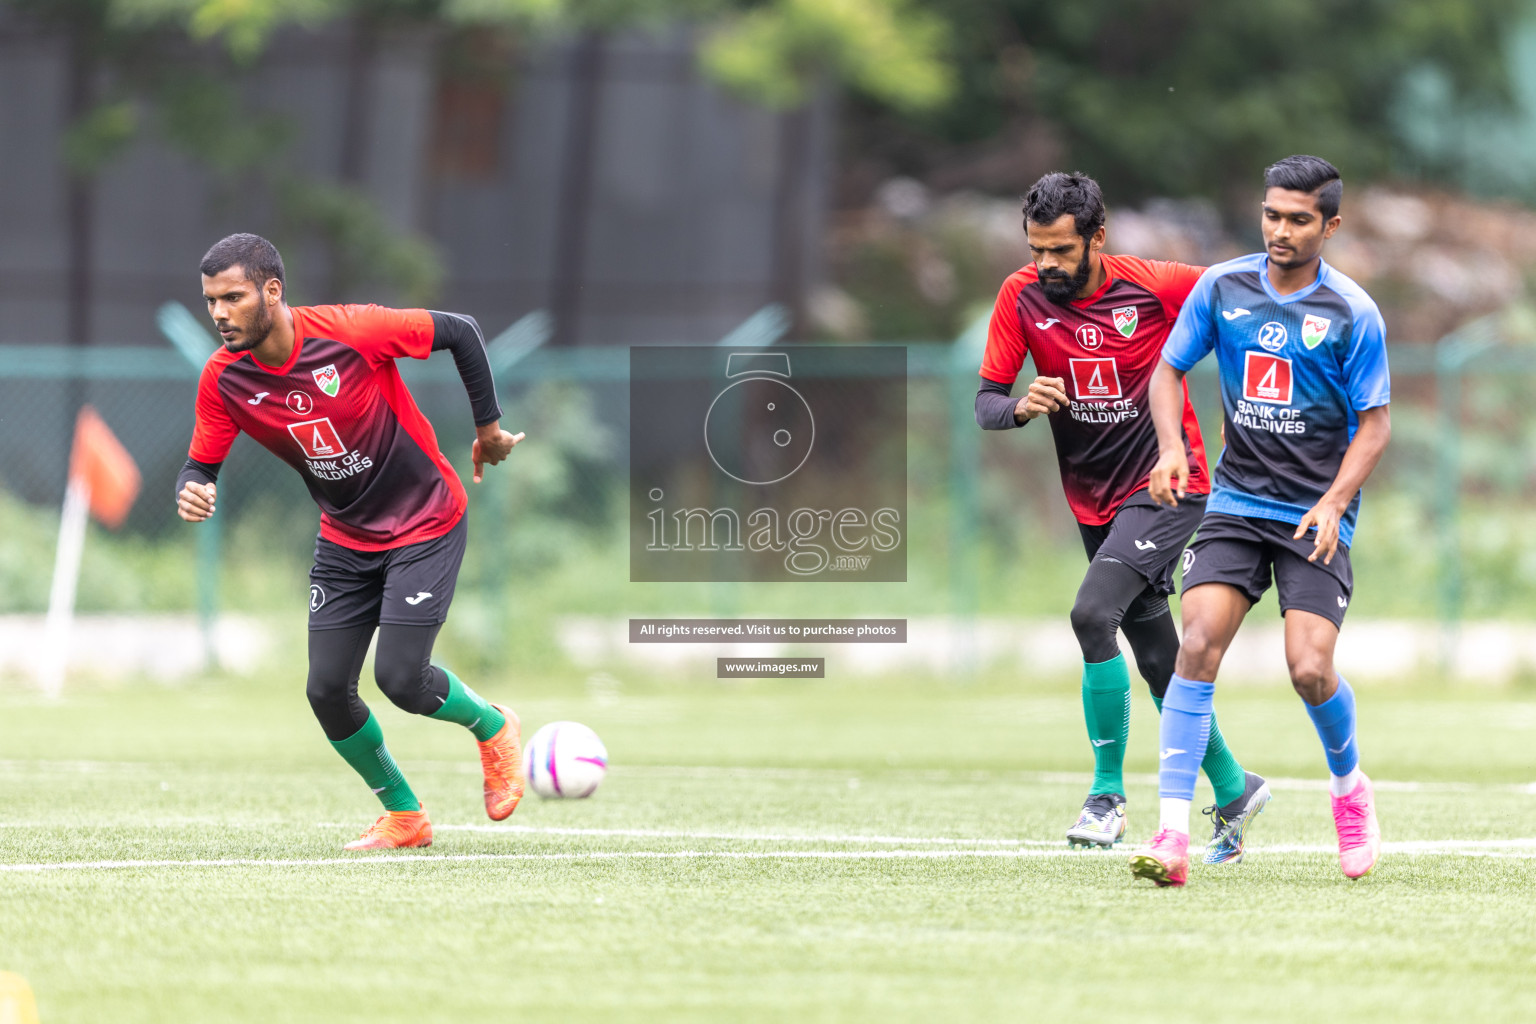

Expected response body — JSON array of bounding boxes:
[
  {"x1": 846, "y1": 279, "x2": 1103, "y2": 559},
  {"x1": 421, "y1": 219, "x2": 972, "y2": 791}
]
[
  {"x1": 603, "y1": 766, "x2": 1536, "y2": 795},
  {"x1": 320, "y1": 823, "x2": 1536, "y2": 854},
  {"x1": 369, "y1": 763, "x2": 1536, "y2": 795},
  {"x1": 3, "y1": 759, "x2": 1534, "y2": 794},
  {"x1": 7, "y1": 840, "x2": 1536, "y2": 873},
  {"x1": 0, "y1": 849, "x2": 1117, "y2": 873},
  {"x1": 1256, "y1": 838, "x2": 1536, "y2": 854},
  {"x1": 320, "y1": 823, "x2": 1061, "y2": 847}
]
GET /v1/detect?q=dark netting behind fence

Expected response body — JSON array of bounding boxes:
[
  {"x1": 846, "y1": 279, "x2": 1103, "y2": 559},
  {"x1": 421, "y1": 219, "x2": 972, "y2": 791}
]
[{"x1": 0, "y1": 329, "x2": 1527, "y2": 628}]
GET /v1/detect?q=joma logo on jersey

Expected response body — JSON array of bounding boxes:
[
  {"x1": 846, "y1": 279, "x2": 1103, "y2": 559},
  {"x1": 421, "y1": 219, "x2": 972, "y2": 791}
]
[
  {"x1": 1243, "y1": 352, "x2": 1293, "y2": 405},
  {"x1": 1069, "y1": 358, "x2": 1122, "y2": 400},
  {"x1": 1075, "y1": 323, "x2": 1105, "y2": 351},
  {"x1": 288, "y1": 417, "x2": 346, "y2": 458}
]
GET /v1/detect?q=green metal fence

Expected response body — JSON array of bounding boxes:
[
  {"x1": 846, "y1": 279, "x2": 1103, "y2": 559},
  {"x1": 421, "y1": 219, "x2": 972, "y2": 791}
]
[{"x1": 0, "y1": 303, "x2": 1529, "y2": 670}]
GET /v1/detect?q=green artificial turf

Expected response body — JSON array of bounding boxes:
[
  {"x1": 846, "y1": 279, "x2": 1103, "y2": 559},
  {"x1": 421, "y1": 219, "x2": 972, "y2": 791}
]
[{"x1": 2, "y1": 671, "x2": 1534, "y2": 1022}]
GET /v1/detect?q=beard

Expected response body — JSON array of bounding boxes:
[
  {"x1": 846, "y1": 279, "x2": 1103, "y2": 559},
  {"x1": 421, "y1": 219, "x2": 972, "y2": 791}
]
[
  {"x1": 221, "y1": 300, "x2": 273, "y2": 353},
  {"x1": 1039, "y1": 247, "x2": 1092, "y2": 305}
]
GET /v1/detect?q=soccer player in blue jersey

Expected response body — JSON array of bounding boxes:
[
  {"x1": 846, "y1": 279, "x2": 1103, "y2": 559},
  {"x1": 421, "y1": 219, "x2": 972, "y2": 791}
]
[{"x1": 1131, "y1": 155, "x2": 1392, "y2": 886}]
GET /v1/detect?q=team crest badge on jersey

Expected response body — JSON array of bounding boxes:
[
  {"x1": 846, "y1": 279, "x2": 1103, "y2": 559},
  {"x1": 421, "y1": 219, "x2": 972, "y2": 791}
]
[
  {"x1": 288, "y1": 417, "x2": 346, "y2": 458},
  {"x1": 1302, "y1": 314, "x2": 1331, "y2": 349},
  {"x1": 312, "y1": 364, "x2": 341, "y2": 398},
  {"x1": 1112, "y1": 306, "x2": 1138, "y2": 338},
  {"x1": 1069, "y1": 357, "x2": 1122, "y2": 400},
  {"x1": 1243, "y1": 352, "x2": 1293, "y2": 405}
]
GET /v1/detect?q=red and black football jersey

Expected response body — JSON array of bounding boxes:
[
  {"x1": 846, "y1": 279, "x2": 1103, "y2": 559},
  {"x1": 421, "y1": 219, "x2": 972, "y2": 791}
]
[
  {"x1": 189, "y1": 305, "x2": 467, "y2": 551},
  {"x1": 980, "y1": 253, "x2": 1212, "y2": 525}
]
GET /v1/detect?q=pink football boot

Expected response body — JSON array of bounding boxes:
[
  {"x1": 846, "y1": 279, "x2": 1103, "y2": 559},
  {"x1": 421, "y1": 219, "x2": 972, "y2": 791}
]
[
  {"x1": 1129, "y1": 828, "x2": 1190, "y2": 887},
  {"x1": 1331, "y1": 774, "x2": 1382, "y2": 879}
]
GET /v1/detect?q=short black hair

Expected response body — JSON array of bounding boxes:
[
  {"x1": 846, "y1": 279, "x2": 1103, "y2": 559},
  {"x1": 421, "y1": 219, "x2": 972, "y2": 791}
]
[
  {"x1": 199, "y1": 233, "x2": 285, "y2": 290},
  {"x1": 1023, "y1": 172, "x2": 1106, "y2": 241},
  {"x1": 1263, "y1": 155, "x2": 1342, "y2": 219}
]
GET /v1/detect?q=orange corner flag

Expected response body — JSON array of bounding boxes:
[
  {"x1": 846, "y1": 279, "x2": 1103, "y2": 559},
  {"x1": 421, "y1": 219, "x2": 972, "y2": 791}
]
[{"x1": 68, "y1": 406, "x2": 141, "y2": 530}]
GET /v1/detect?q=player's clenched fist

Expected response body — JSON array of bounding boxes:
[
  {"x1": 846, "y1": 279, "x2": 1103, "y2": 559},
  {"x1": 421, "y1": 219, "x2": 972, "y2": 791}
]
[
  {"x1": 1148, "y1": 447, "x2": 1189, "y2": 508},
  {"x1": 1013, "y1": 376, "x2": 1071, "y2": 423},
  {"x1": 177, "y1": 481, "x2": 216, "y2": 522}
]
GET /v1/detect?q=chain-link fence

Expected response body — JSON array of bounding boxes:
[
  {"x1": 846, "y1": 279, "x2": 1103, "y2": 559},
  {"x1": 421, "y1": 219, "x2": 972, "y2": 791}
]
[{"x1": 2, "y1": 307, "x2": 1534, "y2": 673}]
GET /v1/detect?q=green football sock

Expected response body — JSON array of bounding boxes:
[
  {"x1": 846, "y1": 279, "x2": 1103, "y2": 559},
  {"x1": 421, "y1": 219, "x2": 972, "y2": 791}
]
[
  {"x1": 330, "y1": 711, "x2": 420, "y2": 812},
  {"x1": 428, "y1": 667, "x2": 506, "y2": 742},
  {"x1": 1083, "y1": 654, "x2": 1132, "y2": 797},
  {"x1": 1151, "y1": 695, "x2": 1246, "y2": 807}
]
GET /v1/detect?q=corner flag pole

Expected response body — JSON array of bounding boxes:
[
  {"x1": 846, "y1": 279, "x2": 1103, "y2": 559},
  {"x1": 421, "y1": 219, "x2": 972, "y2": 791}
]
[
  {"x1": 39, "y1": 477, "x2": 91, "y2": 698},
  {"x1": 38, "y1": 407, "x2": 141, "y2": 698}
]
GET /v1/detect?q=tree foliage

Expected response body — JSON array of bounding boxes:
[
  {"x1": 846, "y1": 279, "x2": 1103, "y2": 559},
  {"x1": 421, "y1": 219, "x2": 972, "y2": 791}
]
[
  {"x1": 8, "y1": 0, "x2": 1526, "y2": 311},
  {"x1": 891, "y1": 0, "x2": 1525, "y2": 203},
  {"x1": 111, "y1": 0, "x2": 345, "y2": 60},
  {"x1": 104, "y1": 0, "x2": 953, "y2": 112},
  {"x1": 701, "y1": 0, "x2": 952, "y2": 113},
  {"x1": 7, "y1": 0, "x2": 949, "y2": 306}
]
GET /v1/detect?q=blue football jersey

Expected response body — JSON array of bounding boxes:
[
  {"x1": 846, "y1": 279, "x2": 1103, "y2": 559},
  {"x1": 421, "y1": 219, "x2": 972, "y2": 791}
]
[{"x1": 1161, "y1": 253, "x2": 1390, "y2": 546}]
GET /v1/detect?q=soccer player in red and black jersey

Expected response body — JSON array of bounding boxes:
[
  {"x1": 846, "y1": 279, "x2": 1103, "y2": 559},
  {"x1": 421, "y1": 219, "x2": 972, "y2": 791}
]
[
  {"x1": 176, "y1": 233, "x2": 525, "y2": 851},
  {"x1": 977, "y1": 173, "x2": 1270, "y2": 859}
]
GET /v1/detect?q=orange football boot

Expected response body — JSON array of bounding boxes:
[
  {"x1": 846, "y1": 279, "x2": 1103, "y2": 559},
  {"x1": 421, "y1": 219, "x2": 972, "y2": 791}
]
[
  {"x1": 478, "y1": 703, "x2": 524, "y2": 821},
  {"x1": 343, "y1": 808, "x2": 433, "y2": 850}
]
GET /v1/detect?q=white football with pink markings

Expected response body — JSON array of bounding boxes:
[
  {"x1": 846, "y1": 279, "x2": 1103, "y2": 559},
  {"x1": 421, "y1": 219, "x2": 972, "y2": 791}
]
[{"x1": 524, "y1": 721, "x2": 608, "y2": 799}]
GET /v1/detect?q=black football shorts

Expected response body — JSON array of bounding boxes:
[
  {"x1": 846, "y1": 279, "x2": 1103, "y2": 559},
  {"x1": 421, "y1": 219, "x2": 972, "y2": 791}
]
[
  {"x1": 1077, "y1": 490, "x2": 1207, "y2": 597},
  {"x1": 307, "y1": 516, "x2": 468, "y2": 630},
  {"x1": 1179, "y1": 512, "x2": 1353, "y2": 627}
]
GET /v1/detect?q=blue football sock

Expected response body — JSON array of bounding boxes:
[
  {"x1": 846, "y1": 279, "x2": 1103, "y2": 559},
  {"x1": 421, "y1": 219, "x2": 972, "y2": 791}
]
[
  {"x1": 1304, "y1": 674, "x2": 1359, "y2": 778},
  {"x1": 1157, "y1": 674, "x2": 1215, "y2": 801}
]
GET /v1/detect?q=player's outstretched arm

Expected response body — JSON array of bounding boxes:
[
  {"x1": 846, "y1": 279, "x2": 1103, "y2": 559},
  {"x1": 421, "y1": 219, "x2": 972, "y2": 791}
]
[
  {"x1": 471, "y1": 421, "x2": 526, "y2": 483},
  {"x1": 1147, "y1": 358, "x2": 1190, "y2": 507},
  {"x1": 1295, "y1": 404, "x2": 1391, "y2": 564}
]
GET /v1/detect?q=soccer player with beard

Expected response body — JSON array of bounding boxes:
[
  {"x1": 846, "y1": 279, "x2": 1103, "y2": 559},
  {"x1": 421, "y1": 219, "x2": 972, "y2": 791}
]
[
  {"x1": 977, "y1": 172, "x2": 1270, "y2": 859},
  {"x1": 176, "y1": 233, "x2": 526, "y2": 850},
  {"x1": 1133, "y1": 155, "x2": 1391, "y2": 887}
]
